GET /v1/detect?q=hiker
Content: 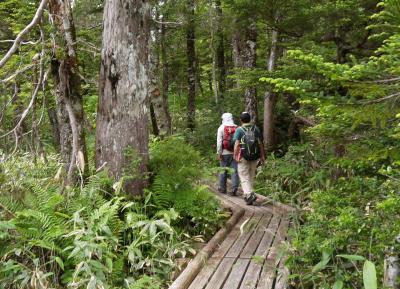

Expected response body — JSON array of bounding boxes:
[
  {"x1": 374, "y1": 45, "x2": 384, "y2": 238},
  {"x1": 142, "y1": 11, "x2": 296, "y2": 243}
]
[
  {"x1": 217, "y1": 112, "x2": 239, "y2": 195},
  {"x1": 233, "y1": 112, "x2": 265, "y2": 205}
]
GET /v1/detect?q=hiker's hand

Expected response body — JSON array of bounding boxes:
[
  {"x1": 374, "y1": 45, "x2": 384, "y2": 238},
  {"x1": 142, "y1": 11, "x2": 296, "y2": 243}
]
[{"x1": 217, "y1": 154, "x2": 223, "y2": 161}]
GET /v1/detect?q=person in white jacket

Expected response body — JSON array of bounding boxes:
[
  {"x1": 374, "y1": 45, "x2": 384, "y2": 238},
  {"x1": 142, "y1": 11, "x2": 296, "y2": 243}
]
[{"x1": 217, "y1": 113, "x2": 239, "y2": 195}]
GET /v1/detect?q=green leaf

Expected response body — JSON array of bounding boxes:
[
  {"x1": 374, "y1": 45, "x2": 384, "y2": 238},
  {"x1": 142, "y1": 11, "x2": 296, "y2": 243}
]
[
  {"x1": 333, "y1": 280, "x2": 344, "y2": 289},
  {"x1": 363, "y1": 260, "x2": 377, "y2": 289},
  {"x1": 336, "y1": 254, "x2": 365, "y2": 261},
  {"x1": 55, "y1": 257, "x2": 64, "y2": 270},
  {"x1": 312, "y1": 251, "x2": 331, "y2": 273}
]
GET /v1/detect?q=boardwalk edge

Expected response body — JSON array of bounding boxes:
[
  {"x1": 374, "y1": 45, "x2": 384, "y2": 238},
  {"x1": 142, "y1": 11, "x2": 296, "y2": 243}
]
[{"x1": 169, "y1": 196, "x2": 245, "y2": 289}]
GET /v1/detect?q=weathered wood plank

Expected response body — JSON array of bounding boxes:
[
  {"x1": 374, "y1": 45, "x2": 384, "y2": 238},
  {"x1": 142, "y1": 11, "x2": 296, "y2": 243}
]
[
  {"x1": 221, "y1": 258, "x2": 250, "y2": 289},
  {"x1": 226, "y1": 195, "x2": 266, "y2": 214},
  {"x1": 240, "y1": 213, "x2": 273, "y2": 258},
  {"x1": 274, "y1": 266, "x2": 289, "y2": 289},
  {"x1": 213, "y1": 212, "x2": 254, "y2": 258},
  {"x1": 204, "y1": 258, "x2": 236, "y2": 289},
  {"x1": 238, "y1": 215, "x2": 281, "y2": 289},
  {"x1": 256, "y1": 217, "x2": 290, "y2": 289},
  {"x1": 188, "y1": 258, "x2": 220, "y2": 289},
  {"x1": 225, "y1": 214, "x2": 263, "y2": 258}
]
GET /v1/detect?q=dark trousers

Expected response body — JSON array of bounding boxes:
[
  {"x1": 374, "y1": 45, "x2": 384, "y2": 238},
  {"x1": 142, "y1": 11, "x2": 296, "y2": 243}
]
[{"x1": 219, "y1": 154, "x2": 239, "y2": 193}]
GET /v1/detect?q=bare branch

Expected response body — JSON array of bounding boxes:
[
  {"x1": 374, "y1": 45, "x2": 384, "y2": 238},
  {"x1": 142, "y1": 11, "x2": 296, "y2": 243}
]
[
  {"x1": 0, "y1": 83, "x2": 19, "y2": 123},
  {"x1": 0, "y1": 0, "x2": 48, "y2": 69},
  {"x1": 0, "y1": 64, "x2": 35, "y2": 84},
  {"x1": 64, "y1": 98, "x2": 78, "y2": 185},
  {"x1": 371, "y1": 77, "x2": 400, "y2": 84},
  {"x1": 359, "y1": 92, "x2": 400, "y2": 104},
  {"x1": 1, "y1": 24, "x2": 47, "y2": 140},
  {"x1": 0, "y1": 39, "x2": 39, "y2": 45},
  {"x1": 152, "y1": 18, "x2": 183, "y2": 26}
]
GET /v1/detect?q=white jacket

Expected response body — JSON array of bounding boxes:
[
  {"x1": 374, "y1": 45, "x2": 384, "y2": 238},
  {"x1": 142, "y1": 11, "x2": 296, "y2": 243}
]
[{"x1": 217, "y1": 113, "x2": 237, "y2": 155}]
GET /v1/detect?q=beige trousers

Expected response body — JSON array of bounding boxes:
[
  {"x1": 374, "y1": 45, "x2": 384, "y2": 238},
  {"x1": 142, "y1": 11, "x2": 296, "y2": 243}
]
[{"x1": 238, "y1": 158, "x2": 258, "y2": 196}]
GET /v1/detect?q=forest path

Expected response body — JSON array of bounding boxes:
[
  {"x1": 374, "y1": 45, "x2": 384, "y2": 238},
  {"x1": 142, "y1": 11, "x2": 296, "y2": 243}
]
[{"x1": 170, "y1": 184, "x2": 292, "y2": 289}]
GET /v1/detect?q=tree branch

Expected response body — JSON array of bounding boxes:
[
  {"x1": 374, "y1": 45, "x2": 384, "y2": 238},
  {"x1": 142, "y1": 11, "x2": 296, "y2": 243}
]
[
  {"x1": 359, "y1": 92, "x2": 400, "y2": 104},
  {"x1": 1, "y1": 23, "x2": 47, "y2": 140},
  {"x1": 0, "y1": 0, "x2": 48, "y2": 69},
  {"x1": 0, "y1": 64, "x2": 35, "y2": 83}
]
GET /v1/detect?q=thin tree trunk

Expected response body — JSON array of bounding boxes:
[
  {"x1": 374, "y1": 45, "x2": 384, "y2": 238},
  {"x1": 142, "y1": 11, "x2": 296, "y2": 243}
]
[
  {"x1": 186, "y1": 0, "x2": 196, "y2": 131},
  {"x1": 47, "y1": 104, "x2": 60, "y2": 149},
  {"x1": 149, "y1": 20, "x2": 172, "y2": 136},
  {"x1": 263, "y1": 28, "x2": 278, "y2": 151},
  {"x1": 160, "y1": 22, "x2": 172, "y2": 134},
  {"x1": 215, "y1": 0, "x2": 226, "y2": 99},
  {"x1": 149, "y1": 102, "x2": 159, "y2": 136},
  {"x1": 96, "y1": 0, "x2": 150, "y2": 196},
  {"x1": 244, "y1": 21, "x2": 258, "y2": 124},
  {"x1": 48, "y1": 0, "x2": 88, "y2": 184}
]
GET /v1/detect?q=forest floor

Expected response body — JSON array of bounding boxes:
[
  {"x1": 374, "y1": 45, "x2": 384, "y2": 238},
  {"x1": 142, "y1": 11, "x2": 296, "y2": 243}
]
[{"x1": 170, "y1": 183, "x2": 293, "y2": 289}]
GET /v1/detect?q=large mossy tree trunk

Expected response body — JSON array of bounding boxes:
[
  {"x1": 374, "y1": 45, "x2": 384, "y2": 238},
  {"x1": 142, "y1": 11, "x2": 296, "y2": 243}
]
[
  {"x1": 48, "y1": 0, "x2": 88, "y2": 185},
  {"x1": 96, "y1": 0, "x2": 150, "y2": 196},
  {"x1": 186, "y1": 0, "x2": 196, "y2": 131}
]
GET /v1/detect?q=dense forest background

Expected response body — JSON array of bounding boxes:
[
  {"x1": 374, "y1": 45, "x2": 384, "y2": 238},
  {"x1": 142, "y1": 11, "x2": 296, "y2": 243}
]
[{"x1": 1, "y1": 0, "x2": 400, "y2": 288}]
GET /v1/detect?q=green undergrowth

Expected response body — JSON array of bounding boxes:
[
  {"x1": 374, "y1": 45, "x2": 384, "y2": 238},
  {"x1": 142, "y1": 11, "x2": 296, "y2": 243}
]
[
  {"x1": 256, "y1": 142, "x2": 400, "y2": 288},
  {"x1": 0, "y1": 137, "x2": 226, "y2": 289}
]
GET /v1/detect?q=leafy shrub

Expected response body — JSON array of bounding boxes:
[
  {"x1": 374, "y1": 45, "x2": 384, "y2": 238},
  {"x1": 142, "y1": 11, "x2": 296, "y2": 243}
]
[{"x1": 149, "y1": 136, "x2": 226, "y2": 238}]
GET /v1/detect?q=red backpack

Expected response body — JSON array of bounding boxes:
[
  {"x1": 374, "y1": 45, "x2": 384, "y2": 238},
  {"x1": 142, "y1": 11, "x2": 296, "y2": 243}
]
[{"x1": 222, "y1": 126, "x2": 237, "y2": 152}]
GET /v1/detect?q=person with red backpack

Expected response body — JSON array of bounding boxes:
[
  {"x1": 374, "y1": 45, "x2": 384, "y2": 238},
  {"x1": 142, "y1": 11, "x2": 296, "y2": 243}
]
[{"x1": 217, "y1": 112, "x2": 239, "y2": 195}]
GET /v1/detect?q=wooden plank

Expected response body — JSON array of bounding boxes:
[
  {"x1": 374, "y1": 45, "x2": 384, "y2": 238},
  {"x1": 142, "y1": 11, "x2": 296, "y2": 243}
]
[
  {"x1": 226, "y1": 195, "x2": 266, "y2": 214},
  {"x1": 188, "y1": 258, "x2": 220, "y2": 289},
  {"x1": 273, "y1": 218, "x2": 291, "y2": 289},
  {"x1": 240, "y1": 214, "x2": 273, "y2": 258},
  {"x1": 221, "y1": 258, "x2": 250, "y2": 289},
  {"x1": 274, "y1": 266, "x2": 289, "y2": 289},
  {"x1": 238, "y1": 215, "x2": 281, "y2": 289},
  {"x1": 256, "y1": 217, "x2": 290, "y2": 289},
  {"x1": 226, "y1": 214, "x2": 263, "y2": 258},
  {"x1": 254, "y1": 214, "x2": 281, "y2": 256},
  {"x1": 213, "y1": 212, "x2": 253, "y2": 258},
  {"x1": 204, "y1": 258, "x2": 236, "y2": 289}
]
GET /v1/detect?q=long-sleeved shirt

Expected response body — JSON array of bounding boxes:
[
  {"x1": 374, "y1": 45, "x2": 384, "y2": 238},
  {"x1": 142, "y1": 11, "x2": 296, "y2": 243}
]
[{"x1": 217, "y1": 124, "x2": 237, "y2": 155}]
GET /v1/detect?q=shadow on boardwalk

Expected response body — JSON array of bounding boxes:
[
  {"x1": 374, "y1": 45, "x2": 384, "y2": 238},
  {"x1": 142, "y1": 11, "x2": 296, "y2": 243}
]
[{"x1": 169, "y1": 184, "x2": 293, "y2": 289}]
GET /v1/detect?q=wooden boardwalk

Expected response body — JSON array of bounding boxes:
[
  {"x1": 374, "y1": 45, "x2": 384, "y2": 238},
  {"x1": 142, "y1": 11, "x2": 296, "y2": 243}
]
[{"x1": 172, "y1": 191, "x2": 291, "y2": 289}]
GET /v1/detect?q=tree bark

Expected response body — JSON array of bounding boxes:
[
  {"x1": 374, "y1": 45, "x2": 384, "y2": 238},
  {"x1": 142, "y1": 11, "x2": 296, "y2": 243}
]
[
  {"x1": 149, "y1": 20, "x2": 171, "y2": 136},
  {"x1": 186, "y1": 0, "x2": 196, "y2": 131},
  {"x1": 48, "y1": 0, "x2": 88, "y2": 184},
  {"x1": 263, "y1": 28, "x2": 278, "y2": 151},
  {"x1": 96, "y1": 0, "x2": 150, "y2": 196},
  {"x1": 243, "y1": 21, "x2": 258, "y2": 124},
  {"x1": 232, "y1": 20, "x2": 258, "y2": 123},
  {"x1": 215, "y1": 0, "x2": 226, "y2": 100},
  {"x1": 160, "y1": 22, "x2": 172, "y2": 134}
]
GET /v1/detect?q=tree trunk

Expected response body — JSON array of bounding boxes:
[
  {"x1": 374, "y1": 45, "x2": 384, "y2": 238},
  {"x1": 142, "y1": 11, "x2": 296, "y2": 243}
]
[
  {"x1": 263, "y1": 28, "x2": 278, "y2": 151},
  {"x1": 186, "y1": 0, "x2": 196, "y2": 131},
  {"x1": 149, "y1": 21, "x2": 172, "y2": 136},
  {"x1": 232, "y1": 20, "x2": 258, "y2": 123},
  {"x1": 243, "y1": 21, "x2": 258, "y2": 124},
  {"x1": 160, "y1": 22, "x2": 172, "y2": 135},
  {"x1": 215, "y1": 0, "x2": 226, "y2": 100},
  {"x1": 96, "y1": 0, "x2": 150, "y2": 196},
  {"x1": 47, "y1": 104, "x2": 61, "y2": 149},
  {"x1": 48, "y1": 0, "x2": 88, "y2": 184}
]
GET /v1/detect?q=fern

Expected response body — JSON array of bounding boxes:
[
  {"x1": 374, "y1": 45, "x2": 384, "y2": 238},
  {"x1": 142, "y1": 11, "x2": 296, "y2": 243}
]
[{"x1": 0, "y1": 195, "x2": 23, "y2": 216}]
